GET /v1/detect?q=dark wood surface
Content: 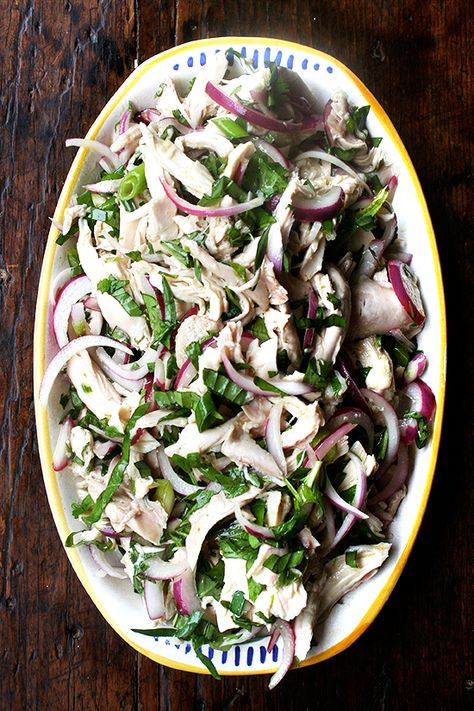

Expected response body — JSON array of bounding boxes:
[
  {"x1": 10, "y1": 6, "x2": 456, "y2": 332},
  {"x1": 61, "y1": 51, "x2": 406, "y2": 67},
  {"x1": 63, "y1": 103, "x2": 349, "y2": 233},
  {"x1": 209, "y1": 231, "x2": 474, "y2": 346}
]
[{"x1": 1, "y1": 1, "x2": 472, "y2": 709}]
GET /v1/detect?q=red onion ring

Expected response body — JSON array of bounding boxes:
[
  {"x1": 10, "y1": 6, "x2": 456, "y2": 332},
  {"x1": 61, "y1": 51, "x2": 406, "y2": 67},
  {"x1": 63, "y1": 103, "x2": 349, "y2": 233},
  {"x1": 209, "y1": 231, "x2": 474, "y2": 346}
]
[
  {"x1": 65, "y1": 138, "x2": 120, "y2": 169},
  {"x1": 387, "y1": 260, "x2": 425, "y2": 326},
  {"x1": 303, "y1": 288, "x2": 318, "y2": 350},
  {"x1": 53, "y1": 275, "x2": 93, "y2": 348},
  {"x1": 360, "y1": 388, "x2": 400, "y2": 477},
  {"x1": 205, "y1": 81, "x2": 304, "y2": 133},
  {"x1": 119, "y1": 109, "x2": 131, "y2": 135},
  {"x1": 330, "y1": 453, "x2": 367, "y2": 550},
  {"x1": 144, "y1": 579, "x2": 166, "y2": 620},
  {"x1": 234, "y1": 505, "x2": 275, "y2": 540},
  {"x1": 292, "y1": 187, "x2": 344, "y2": 222},
  {"x1": 369, "y1": 441, "x2": 409, "y2": 505},
  {"x1": 255, "y1": 139, "x2": 290, "y2": 169},
  {"x1": 268, "y1": 620, "x2": 295, "y2": 689},
  {"x1": 39, "y1": 336, "x2": 133, "y2": 406},
  {"x1": 172, "y1": 569, "x2": 201, "y2": 615},
  {"x1": 311, "y1": 423, "x2": 357, "y2": 461},
  {"x1": 52, "y1": 416, "x2": 73, "y2": 471},
  {"x1": 145, "y1": 555, "x2": 189, "y2": 581},
  {"x1": 160, "y1": 178, "x2": 264, "y2": 218},
  {"x1": 89, "y1": 546, "x2": 127, "y2": 579},
  {"x1": 156, "y1": 446, "x2": 201, "y2": 496},
  {"x1": 328, "y1": 407, "x2": 374, "y2": 452},
  {"x1": 403, "y1": 354, "x2": 428, "y2": 386},
  {"x1": 265, "y1": 403, "x2": 287, "y2": 475}
]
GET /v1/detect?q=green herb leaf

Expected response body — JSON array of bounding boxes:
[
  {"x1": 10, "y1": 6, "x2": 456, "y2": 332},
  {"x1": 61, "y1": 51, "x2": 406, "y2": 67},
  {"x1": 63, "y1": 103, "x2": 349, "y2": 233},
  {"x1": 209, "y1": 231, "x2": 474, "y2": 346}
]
[
  {"x1": 97, "y1": 276, "x2": 142, "y2": 316},
  {"x1": 212, "y1": 117, "x2": 249, "y2": 139}
]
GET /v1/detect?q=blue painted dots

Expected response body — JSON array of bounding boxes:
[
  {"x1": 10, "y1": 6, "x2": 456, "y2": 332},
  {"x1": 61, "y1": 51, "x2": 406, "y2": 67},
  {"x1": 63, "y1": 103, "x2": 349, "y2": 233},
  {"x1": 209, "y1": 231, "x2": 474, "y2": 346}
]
[
  {"x1": 187, "y1": 56, "x2": 193, "y2": 67},
  {"x1": 302, "y1": 58, "x2": 308, "y2": 69},
  {"x1": 200, "y1": 52, "x2": 206, "y2": 65},
  {"x1": 234, "y1": 645, "x2": 241, "y2": 666},
  {"x1": 173, "y1": 63, "x2": 179, "y2": 71},
  {"x1": 287, "y1": 54, "x2": 294, "y2": 69},
  {"x1": 314, "y1": 62, "x2": 320, "y2": 70},
  {"x1": 247, "y1": 647, "x2": 254, "y2": 666},
  {"x1": 327, "y1": 66, "x2": 333, "y2": 73},
  {"x1": 260, "y1": 645, "x2": 267, "y2": 663},
  {"x1": 252, "y1": 49, "x2": 259, "y2": 68}
]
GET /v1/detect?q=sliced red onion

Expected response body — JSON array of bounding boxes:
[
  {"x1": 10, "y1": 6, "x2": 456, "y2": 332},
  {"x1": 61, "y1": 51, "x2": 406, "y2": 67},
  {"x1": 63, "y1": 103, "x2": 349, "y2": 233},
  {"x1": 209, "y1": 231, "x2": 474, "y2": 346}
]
[
  {"x1": 160, "y1": 178, "x2": 264, "y2": 217},
  {"x1": 233, "y1": 158, "x2": 249, "y2": 185},
  {"x1": 49, "y1": 267, "x2": 75, "y2": 306},
  {"x1": 292, "y1": 187, "x2": 344, "y2": 222},
  {"x1": 234, "y1": 505, "x2": 275, "y2": 539},
  {"x1": 173, "y1": 336, "x2": 217, "y2": 389},
  {"x1": 324, "y1": 477, "x2": 368, "y2": 520},
  {"x1": 266, "y1": 223, "x2": 283, "y2": 275},
  {"x1": 88, "y1": 424, "x2": 123, "y2": 443},
  {"x1": 83, "y1": 178, "x2": 122, "y2": 193},
  {"x1": 172, "y1": 569, "x2": 201, "y2": 615},
  {"x1": 99, "y1": 524, "x2": 120, "y2": 538},
  {"x1": 94, "y1": 347, "x2": 144, "y2": 392},
  {"x1": 158, "y1": 116, "x2": 192, "y2": 135},
  {"x1": 205, "y1": 81, "x2": 303, "y2": 133},
  {"x1": 145, "y1": 555, "x2": 189, "y2": 581},
  {"x1": 312, "y1": 423, "x2": 357, "y2": 461},
  {"x1": 330, "y1": 453, "x2": 367, "y2": 550},
  {"x1": 337, "y1": 355, "x2": 372, "y2": 416},
  {"x1": 360, "y1": 388, "x2": 400, "y2": 476},
  {"x1": 369, "y1": 442, "x2": 409, "y2": 505},
  {"x1": 403, "y1": 354, "x2": 428, "y2": 385},
  {"x1": 266, "y1": 194, "x2": 281, "y2": 213},
  {"x1": 399, "y1": 418, "x2": 418, "y2": 446},
  {"x1": 268, "y1": 620, "x2": 295, "y2": 689},
  {"x1": 305, "y1": 442, "x2": 318, "y2": 467},
  {"x1": 52, "y1": 416, "x2": 73, "y2": 471},
  {"x1": 255, "y1": 139, "x2": 290, "y2": 168},
  {"x1": 265, "y1": 403, "x2": 287, "y2": 475},
  {"x1": 94, "y1": 440, "x2": 118, "y2": 459},
  {"x1": 89, "y1": 546, "x2": 127, "y2": 579},
  {"x1": 144, "y1": 579, "x2": 166, "y2": 620},
  {"x1": 157, "y1": 446, "x2": 201, "y2": 496},
  {"x1": 387, "y1": 260, "x2": 425, "y2": 326},
  {"x1": 221, "y1": 352, "x2": 311, "y2": 397},
  {"x1": 84, "y1": 295, "x2": 100, "y2": 311},
  {"x1": 53, "y1": 275, "x2": 93, "y2": 348},
  {"x1": 404, "y1": 379, "x2": 436, "y2": 422},
  {"x1": 119, "y1": 109, "x2": 132, "y2": 135},
  {"x1": 295, "y1": 149, "x2": 370, "y2": 191},
  {"x1": 303, "y1": 288, "x2": 318, "y2": 350},
  {"x1": 267, "y1": 626, "x2": 280, "y2": 653},
  {"x1": 221, "y1": 352, "x2": 273, "y2": 397},
  {"x1": 65, "y1": 138, "x2": 120, "y2": 169},
  {"x1": 39, "y1": 336, "x2": 133, "y2": 406},
  {"x1": 136, "y1": 108, "x2": 160, "y2": 125},
  {"x1": 328, "y1": 407, "x2": 374, "y2": 452},
  {"x1": 174, "y1": 359, "x2": 198, "y2": 389}
]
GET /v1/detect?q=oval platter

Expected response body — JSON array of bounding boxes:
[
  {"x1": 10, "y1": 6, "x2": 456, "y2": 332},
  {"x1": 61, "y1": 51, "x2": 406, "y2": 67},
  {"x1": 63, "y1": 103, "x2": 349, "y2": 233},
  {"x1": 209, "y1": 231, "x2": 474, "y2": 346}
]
[{"x1": 33, "y1": 37, "x2": 446, "y2": 677}]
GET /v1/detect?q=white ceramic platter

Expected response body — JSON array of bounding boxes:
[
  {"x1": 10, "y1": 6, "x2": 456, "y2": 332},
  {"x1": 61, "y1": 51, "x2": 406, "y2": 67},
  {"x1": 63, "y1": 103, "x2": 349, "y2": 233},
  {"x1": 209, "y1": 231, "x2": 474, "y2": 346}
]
[{"x1": 34, "y1": 37, "x2": 446, "y2": 677}]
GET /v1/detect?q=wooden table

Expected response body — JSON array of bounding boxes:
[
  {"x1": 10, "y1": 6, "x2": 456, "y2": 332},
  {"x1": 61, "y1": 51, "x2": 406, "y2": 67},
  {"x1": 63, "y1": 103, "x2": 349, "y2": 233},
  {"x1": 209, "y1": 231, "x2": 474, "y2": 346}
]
[{"x1": 1, "y1": 1, "x2": 472, "y2": 709}]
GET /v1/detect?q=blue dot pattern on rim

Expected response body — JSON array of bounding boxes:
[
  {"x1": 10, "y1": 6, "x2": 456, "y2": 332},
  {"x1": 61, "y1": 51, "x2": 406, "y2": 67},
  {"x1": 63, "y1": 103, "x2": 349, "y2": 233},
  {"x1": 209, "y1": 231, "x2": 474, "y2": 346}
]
[
  {"x1": 170, "y1": 47, "x2": 333, "y2": 76},
  {"x1": 153, "y1": 41, "x2": 335, "y2": 672}
]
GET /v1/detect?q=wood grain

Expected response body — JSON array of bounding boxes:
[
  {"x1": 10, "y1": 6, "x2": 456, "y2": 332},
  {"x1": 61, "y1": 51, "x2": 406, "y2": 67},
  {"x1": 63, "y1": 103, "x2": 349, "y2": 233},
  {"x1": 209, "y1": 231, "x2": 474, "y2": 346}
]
[{"x1": 0, "y1": 1, "x2": 472, "y2": 709}]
